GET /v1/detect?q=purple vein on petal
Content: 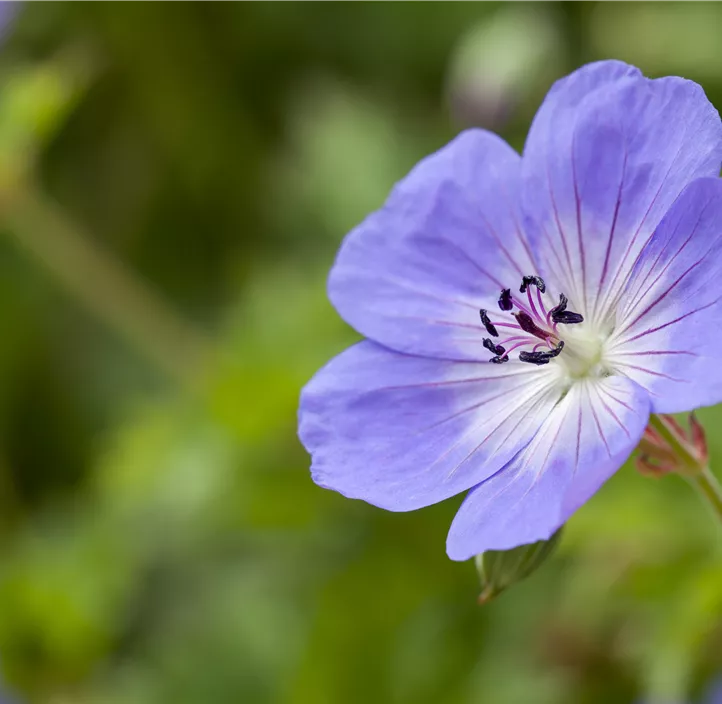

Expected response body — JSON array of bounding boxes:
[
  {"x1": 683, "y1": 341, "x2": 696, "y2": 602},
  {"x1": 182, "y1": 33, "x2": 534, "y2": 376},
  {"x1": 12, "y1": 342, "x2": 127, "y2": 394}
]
[
  {"x1": 574, "y1": 394, "x2": 583, "y2": 476},
  {"x1": 546, "y1": 158, "x2": 577, "y2": 296},
  {"x1": 482, "y1": 390, "x2": 560, "y2": 470},
  {"x1": 614, "y1": 296, "x2": 721, "y2": 346},
  {"x1": 440, "y1": 384, "x2": 548, "y2": 480},
  {"x1": 593, "y1": 147, "x2": 627, "y2": 321},
  {"x1": 366, "y1": 370, "x2": 537, "y2": 394},
  {"x1": 571, "y1": 122, "x2": 588, "y2": 314},
  {"x1": 485, "y1": 152, "x2": 536, "y2": 275},
  {"x1": 617, "y1": 257, "x2": 705, "y2": 336},
  {"x1": 618, "y1": 198, "x2": 710, "y2": 326},
  {"x1": 470, "y1": 178, "x2": 526, "y2": 278},
  {"x1": 443, "y1": 377, "x2": 557, "y2": 482},
  {"x1": 595, "y1": 387, "x2": 630, "y2": 439},
  {"x1": 500, "y1": 175, "x2": 540, "y2": 274},
  {"x1": 347, "y1": 271, "x2": 481, "y2": 310},
  {"x1": 614, "y1": 362, "x2": 688, "y2": 382},
  {"x1": 430, "y1": 232, "x2": 507, "y2": 290},
  {"x1": 614, "y1": 350, "x2": 698, "y2": 357},
  {"x1": 598, "y1": 385, "x2": 636, "y2": 413},
  {"x1": 538, "y1": 219, "x2": 572, "y2": 288},
  {"x1": 418, "y1": 377, "x2": 537, "y2": 435},
  {"x1": 589, "y1": 386, "x2": 612, "y2": 457},
  {"x1": 388, "y1": 315, "x2": 485, "y2": 330},
  {"x1": 433, "y1": 389, "x2": 537, "y2": 481},
  {"x1": 619, "y1": 211, "x2": 689, "y2": 319},
  {"x1": 601, "y1": 139, "x2": 682, "y2": 320},
  {"x1": 463, "y1": 411, "x2": 557, "y2": 525},
  {"x1": 349, "y1": 375, "x2": 543, "y2": 480},
  {"x1": 518, "y1": 406, "x2": 566, "y2": 505}
]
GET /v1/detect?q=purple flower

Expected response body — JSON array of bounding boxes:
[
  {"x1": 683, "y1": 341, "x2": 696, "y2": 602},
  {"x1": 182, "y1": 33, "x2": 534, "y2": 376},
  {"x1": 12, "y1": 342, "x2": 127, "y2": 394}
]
[
  {"x1": 298, "y1": 61, "x2": 722, "y2": 560},
  {"x1": 640, "y1": 678, "x2": 722, "y2": 704},
  {"x1": 0, "y1": 2, "x2": 18, "y2": 41},
  {"x1": 706, "y1": 680, "x2": 722, "y2": 704}
]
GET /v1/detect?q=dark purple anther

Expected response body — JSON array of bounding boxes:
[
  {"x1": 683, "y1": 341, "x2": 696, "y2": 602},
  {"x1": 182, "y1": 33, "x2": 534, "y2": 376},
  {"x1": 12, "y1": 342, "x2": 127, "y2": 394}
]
[
  {"x1": 483, "y1": 337, "x2": 506, "y2": 356},
  {"x1": 480, "y1": 309, "x2": 498, "y2": 337},
  {"x1": 490, "y1": 354, "x2": 509, "y2": 364},
  {"x1": 519, "y1": 341, "x2": 565, "y2": 365},
  {"x1": 549, "y1": 293, "x2": 568, "y2": 316},
  {"x1": 554, "y1": 310, "x2": 584, "y2": 324},
  {"x1": 549, "y1": 293, "x2": 584, "y2": 325},
  {"x1": 514, "y1": 311, "x2": 551, "y2": 340},
  {"x1": 520, "y1": 275, "x2": 546, "y2": 294},
  {"x1": 498, "y1": 288, "x2": 513, "y2": 311}
]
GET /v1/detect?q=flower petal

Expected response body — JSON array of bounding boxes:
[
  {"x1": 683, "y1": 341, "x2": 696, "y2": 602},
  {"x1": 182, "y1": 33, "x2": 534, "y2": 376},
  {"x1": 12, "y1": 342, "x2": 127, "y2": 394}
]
[
  {"x1": 328, "y1": 129, "x2": 537, "y2": 362},
  {"x1": 522, "y1": 60, "x2": 722, "y2": 325},
  {"x1": 446, "y1": 375, "x2": 649, "y2": 560},
  {"x1": 298, "y1": 341, "x2": 563, "y2": 512},
  {"x1": 705, "y1": 679, "x2": 722, "y2": 704},
  {"x1": 608, "y1": 177, "x2": 722, "y2": 413}
]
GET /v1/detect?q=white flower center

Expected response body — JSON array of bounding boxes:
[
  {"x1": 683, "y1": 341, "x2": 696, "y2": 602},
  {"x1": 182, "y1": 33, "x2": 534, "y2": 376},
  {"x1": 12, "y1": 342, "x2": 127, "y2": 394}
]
[{"x1": 556, "y1": 324, "x2": 612, "y2": 380}]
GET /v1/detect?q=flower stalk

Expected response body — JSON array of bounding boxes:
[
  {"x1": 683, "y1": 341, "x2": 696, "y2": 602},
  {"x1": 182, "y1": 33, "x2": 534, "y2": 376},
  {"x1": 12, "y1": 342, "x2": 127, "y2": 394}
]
[{"x1": 688, "y1": 466, "x2": 722, "y2": 527}]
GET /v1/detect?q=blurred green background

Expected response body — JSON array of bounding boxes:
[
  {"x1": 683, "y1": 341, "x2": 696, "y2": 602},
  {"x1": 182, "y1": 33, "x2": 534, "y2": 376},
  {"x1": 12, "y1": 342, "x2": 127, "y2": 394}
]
[{"x1": 2, "y1": 3, "x2": 722, "y2": 703}]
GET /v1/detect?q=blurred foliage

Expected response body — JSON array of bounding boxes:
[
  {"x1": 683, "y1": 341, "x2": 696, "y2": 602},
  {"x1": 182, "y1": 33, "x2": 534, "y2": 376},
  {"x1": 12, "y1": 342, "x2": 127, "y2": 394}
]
[{"x1": 0, "y1": 3, "x2": 721, "y2": 703}]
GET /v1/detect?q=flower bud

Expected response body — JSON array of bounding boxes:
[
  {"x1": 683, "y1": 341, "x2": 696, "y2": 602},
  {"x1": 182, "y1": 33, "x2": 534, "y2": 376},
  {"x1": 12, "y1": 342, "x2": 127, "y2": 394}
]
[
  {"x1": 445, "y1": 6, "x2": 562, "y2": 131},
  {"x1": 636, "y1": 413, "x2": 708, "y2": 478},
  {"x1": 474, "y1": 529, "x2": 563, "y2": 604}
]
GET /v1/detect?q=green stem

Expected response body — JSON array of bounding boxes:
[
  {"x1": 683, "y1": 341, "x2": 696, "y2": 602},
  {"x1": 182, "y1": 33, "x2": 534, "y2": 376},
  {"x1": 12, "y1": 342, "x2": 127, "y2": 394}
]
[
  {"x1": 1, "y1": 181, "x2": 216, "y2": 390},
  {"x1": 689, "y1": 467, "x2": 722, "y2": 526}
]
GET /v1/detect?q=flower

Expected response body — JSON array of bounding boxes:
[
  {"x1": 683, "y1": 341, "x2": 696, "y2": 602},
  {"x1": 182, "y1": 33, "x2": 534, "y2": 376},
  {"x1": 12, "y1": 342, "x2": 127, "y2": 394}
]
[
  {"x1": 640, "y1": 677, "x2": 722, "y2": 704},
  {"x1": 298, "y1": 60, "x2": 722, "y2": 561},
  {"x1": 704, "y1": 680, "x2": 722, "y2": 704},
  {"x1": 0, "y1": 2, "x2": 19, "y2": 43}
]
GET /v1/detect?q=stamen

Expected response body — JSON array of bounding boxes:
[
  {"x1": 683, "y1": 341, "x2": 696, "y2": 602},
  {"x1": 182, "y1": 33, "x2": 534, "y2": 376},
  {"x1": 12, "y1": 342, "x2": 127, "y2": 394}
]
[
  {"x1": 527, "y1": 285, "x2": 541, "y2": 321},
  {"x1": 480, "y1": 276, "x2": 580, "y2": 369},
  {"x1": 494, "y1": 322, "x2": 532, "y2": 331},
  {"x1": 549, "y1": 293, "x2": 584, "y2": 325},
  {"x1": 509, "y1": 295, "x2": 535, "y2": 320},
  {"x1": 514, "y1": 311, "x2": 552, "y2": 341},
  {"x1": 502, "y1": 340, "x2": 530, "y2": 356},
  {"x1": 519, "y1": 341, "x2": 565, "y2": 366},
  {"x1": 498, "y1": 288, "x2": 513, "y2": 312},
  {"x1": 535, "y1": 286, "x2": 546, "y2": 317},
  {"x1": 520, "y1": 275, "x2": 546, "y2": 294},
  {"x1": 554, "y1": 310, "x2": 584, "y2": 325},
  {"x1": 498, "y1": 335, "x2": 529, "y2": 347},
  {"x1": 483, "y1": 337, "x2": 506, "y2": 356},
  {"x1": 549, "y1": 293, "x2": 567, "y2": 317},
  {"x1": 479, "y1": 309, "x2": 498, "y2": 337}
]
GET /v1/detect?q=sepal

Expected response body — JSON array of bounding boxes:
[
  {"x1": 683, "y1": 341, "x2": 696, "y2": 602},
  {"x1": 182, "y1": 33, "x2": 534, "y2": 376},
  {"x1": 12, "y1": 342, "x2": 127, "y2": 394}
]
[{"x1": 474, "y1": 528, "x2": 563, "y2": 603}]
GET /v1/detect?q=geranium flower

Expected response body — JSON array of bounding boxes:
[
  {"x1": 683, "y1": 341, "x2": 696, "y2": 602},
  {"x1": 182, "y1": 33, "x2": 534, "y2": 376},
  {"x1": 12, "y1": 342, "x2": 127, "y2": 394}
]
[
  {"x1": 298, "y1": 61, "x2": 722, "y2": 560},
  {"x1": 640, "y1": 678, "x2": 722, "y2": 704}
]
